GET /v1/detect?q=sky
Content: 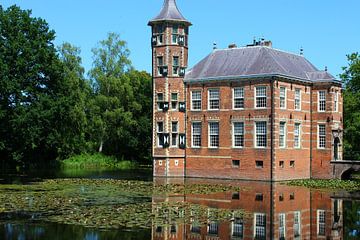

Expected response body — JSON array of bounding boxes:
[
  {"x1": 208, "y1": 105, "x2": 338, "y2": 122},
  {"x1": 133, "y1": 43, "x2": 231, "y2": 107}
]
[{"x1": 2, "y1": 0, "x2": 360, "y2": 78}]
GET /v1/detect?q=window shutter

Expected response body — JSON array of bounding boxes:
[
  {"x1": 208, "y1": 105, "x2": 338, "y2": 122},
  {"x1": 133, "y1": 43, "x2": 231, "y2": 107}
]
[
  {"x1": 179, "y1": 67, "x2": 186, "y2": 77},
  {"x1": 179, "y1": 134, "x2": 186, "y2": 149},
  {"x1": 163, "y1": 133, "x2": 170, "y2": 148},
  {"x1": 162, "y1": 102, "x2": 169, "y2": 112},
  {"x1": 162, "y1": 66, "x2": 168, "y2": 77},
  {"x1": 179, "y1": 102, "x2": 186, "y2": 112},
  {"x1": 178, "y1": 35, "x2": 185, "y2": 46},
  {"x1": 152, "y1": 36, "x2": 157, "y2": 46}
]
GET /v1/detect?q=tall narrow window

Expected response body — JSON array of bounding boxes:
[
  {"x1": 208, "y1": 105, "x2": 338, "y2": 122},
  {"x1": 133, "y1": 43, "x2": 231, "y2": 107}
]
[
  {"x1": 157, "y1": 122, "x2": 164, "y2": 147},
  {"x1": 157, "y1": 56, "x2": 164, "y2": 76},
  {"x1": 208, "y1": 89, "x2": 220, "y2": 110},
  {"x1": 208, "y1": 221, "x2": 219, "y2": 235},
  {"x1": 294, "y1": 123, "x2": 301, "y2": 148},
  {"x1": 255, "y1": 86, "x2": 267, "y2": 108},
  {"x1": 318, "y1": 124, "x2": 326, "y2": 149},
  {"x1": 295, "y1": 88, "x2": 301, "y2": 110},
  {"x1": 192, "y1": 122, "x2": 201, "y2": 147},
  {"x1": 171, "y1": 121, "x2": 178, "y2": 147},
  {"x1": 279, "y1": 213, "x2": 286, "y2": 240},
  {"x1": 157, "y1": 93, "x2": 164, "y2": 110},
  {"x1": 209, "y1": 122, "x2": 219, "y2": 148},
  {"x1": 254, "y1": 213, "x2": 266, "y2": 239},
  {"x1": 317, "y1": 210, "x2": 326, "y2": 236},
  {"x1": 171, "y1": 93, "x2": 178, "y2": 110},
  {"x1": 155, "y1": 25, "x2": 164, "y2": 44},
  {"x1": 172, "y1": 56, "x2": 179, "y2": 75},
  {"x1": 172, "y1": 25, "x2": 178, "y2": 44},
  {"x1": 191, "y1": 91, "x2": 201, "y2": 110},
  {"x1": 233, "y1": 122, "x2": 244, "y2": 148},
  {"x1": 294, "y1": 211, "x2": 301, "y2": 240},
  {"x1": 334, "y1": 91, "x2": 338, "y2": 112},
  {"x1": 233, "y1": 88, "x2": 244, "y2": 109},
  {"x1": 318, "y1": 91, "x2": 326, "y2": 112},
  {"x1": 256, "y1": 121, "x2": 267, "y2": 148},
  {"x1": 279, "y1": 122, "x2": 286, "y2": 148},
  {"x1": 232, "y1": 217, "x2": 243, "y2": 238},
  {"x1": 280, "y1": 87, "x2": 286, "y2": 109}
]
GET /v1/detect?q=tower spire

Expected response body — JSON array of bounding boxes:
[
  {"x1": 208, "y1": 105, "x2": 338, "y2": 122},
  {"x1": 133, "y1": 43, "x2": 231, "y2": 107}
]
[{"x1": 148, "y1": 0, "x2": 191, "y2": 26}]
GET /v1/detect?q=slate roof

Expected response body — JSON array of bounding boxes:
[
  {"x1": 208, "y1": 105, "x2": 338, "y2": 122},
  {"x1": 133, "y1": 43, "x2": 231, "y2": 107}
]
[
  {"x1": 184, "y1": 46, "x2": 338, "y2": 83},
  {"x1": 149, "y1": 0, "x2": 191, "y2": 25}
]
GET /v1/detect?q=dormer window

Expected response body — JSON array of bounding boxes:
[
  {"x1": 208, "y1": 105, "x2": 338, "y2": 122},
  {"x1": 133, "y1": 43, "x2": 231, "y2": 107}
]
[{"x1": 173, "y1": 56, "x2": 179, "y2": 75}]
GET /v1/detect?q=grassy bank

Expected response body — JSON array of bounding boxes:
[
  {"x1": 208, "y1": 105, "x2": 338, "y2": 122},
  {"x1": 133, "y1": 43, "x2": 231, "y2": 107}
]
[
  {"x1": 286, "y1": 179, "x2": 360, "y2": 191},
  {"x1": 61, "y1": 154, "x2": 138, "y2": 170}
]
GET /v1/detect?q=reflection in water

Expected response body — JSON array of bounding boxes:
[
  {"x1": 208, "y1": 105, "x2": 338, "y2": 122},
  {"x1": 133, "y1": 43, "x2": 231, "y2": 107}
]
[{"x1": 152, "y1": 178, "x2": 360, "y2": 240}]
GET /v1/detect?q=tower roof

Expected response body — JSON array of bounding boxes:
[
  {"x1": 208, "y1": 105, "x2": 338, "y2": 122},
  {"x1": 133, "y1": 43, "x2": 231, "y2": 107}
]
[{"x1": 149, "y1": 0, "x2": 191, "y2": 26}]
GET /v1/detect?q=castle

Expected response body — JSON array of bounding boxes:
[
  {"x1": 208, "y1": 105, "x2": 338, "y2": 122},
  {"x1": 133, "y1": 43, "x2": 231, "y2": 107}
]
[{"x1": 149, "y1": 0, "x2": 343, "y2": 181}]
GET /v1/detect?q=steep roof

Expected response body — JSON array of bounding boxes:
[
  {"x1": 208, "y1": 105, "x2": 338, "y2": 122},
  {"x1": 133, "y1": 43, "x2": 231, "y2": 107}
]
[
  {"x1": 149, "y1": 0, "x2": 191, "y2": 25},
  {"x1": 184, "y1": 46, "x2": 337, "y2": 83}
]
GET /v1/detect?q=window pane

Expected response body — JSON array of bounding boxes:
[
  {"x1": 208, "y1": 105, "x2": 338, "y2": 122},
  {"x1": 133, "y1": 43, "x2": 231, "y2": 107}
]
[
  {"x1": 295, "y1": 89, "x2": 301, "y2": 110},
  {"x1": 192, "y1": 122, "x2": 201, "y2": 147},
  {"x1": 279, "y1": 122, "x2": 286, "y2": 148},
  {"x1": 280, "y1": 87, "x2": 286, "y2": 109},
  {"x1": 256, "y1": 122, "x2": 267, "y2": 147},
  {"x1": 234, "y1": 88, "x2": 244, "y2": 109},
  {"x1": 191, "y1": 91, "x2": 202, "y2": 110},
  {"x1": 256, "y1": 86, "x2": 267, "y2": 108},
  {"x1": 209, "y1": 89, "x2": 220, "y2": 110},
  {"x1": 209, "y1": 122, "x2": 219, "y2": 147},
  {"x1": 233, "y1": 122, "x2": 244, "y2": 147}
]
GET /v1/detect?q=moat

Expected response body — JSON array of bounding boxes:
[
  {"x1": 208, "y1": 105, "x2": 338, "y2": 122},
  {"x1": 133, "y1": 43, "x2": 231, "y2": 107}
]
[{"x1": 0, "y1": 169, "x2": 359, "y2": 240}]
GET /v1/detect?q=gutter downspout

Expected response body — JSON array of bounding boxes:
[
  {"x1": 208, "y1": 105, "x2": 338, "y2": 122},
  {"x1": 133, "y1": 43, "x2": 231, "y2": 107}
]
[
  {"x1": 310, "y1": 85, "x2": 313, "y2": 179},
  {"x1": 270, "y1": 77, "x2": 275, "y2": 181}
]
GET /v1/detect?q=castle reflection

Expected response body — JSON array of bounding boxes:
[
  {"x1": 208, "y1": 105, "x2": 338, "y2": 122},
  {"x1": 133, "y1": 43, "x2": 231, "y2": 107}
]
[{"x1": 152, "y1": 178, "x2": 345, "y2": 240}]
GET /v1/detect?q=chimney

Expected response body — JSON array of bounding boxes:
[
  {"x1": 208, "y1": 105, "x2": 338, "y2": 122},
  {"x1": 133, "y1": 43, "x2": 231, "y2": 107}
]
[
  {"x1": 263, "y1": 40, "x2": 272, "y2": 48},
  {"x1": 228, "y1": 43, "x2": 237, "y2": 49}
]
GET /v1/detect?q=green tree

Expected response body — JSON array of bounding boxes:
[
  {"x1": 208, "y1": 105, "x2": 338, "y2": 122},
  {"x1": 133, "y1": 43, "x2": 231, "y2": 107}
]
[
  {"x1": 341, "y1": 53, "x2": 360, "y2": 160},
  {"x1": 89, "y1": 33, "x2": 151, "y2": 162}
]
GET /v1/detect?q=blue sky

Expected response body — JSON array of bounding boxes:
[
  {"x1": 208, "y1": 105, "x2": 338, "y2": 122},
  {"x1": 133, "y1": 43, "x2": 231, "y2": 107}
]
[{"x1": 2, "y1": 0, "x2": 359, "y2": 78}]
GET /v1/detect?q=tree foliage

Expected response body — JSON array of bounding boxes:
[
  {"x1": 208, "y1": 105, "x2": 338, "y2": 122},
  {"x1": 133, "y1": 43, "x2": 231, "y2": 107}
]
[{"x1": 341, "y1": 53, "x2": 360, "y2": 160}]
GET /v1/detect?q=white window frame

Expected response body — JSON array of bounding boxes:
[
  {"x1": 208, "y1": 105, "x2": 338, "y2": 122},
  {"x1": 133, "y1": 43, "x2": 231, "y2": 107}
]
[
  {"x1": 255, "y1": 121, "x2": 267, "y2": 148},
  {"x1": 171, "y1": 92, "x2": 178, "y2": 111},
  {"x1": 208, "y1": 121, "x2": 219, "y2": 148},
  {"x1": 279, "y1": 122, "x2": 286, "y2": 148},
  {"x1": 171, "y1": 121, "x2": 178, "y2": 147},
  {"x1": 157, "y1": 121, "x2": 164, "y2": 148},
  {"x1": 172, "y1": 25, "x2": 179, "y2": 44},
  {"x1": 172, "y1": 56, "x2": 179, "y2": 76},
  {"x1": 233, "y1": 87, "x2": 245, "y2": 109},
  {"x1": 294, "y1": 211, "x2": 301, "y2": 239},
  {"x1": 255, "y1": 86, "x2": 267, "y2": 109},
  {"x1": 317, "y1": 210, "x2": 326, "y2": 236},
  {"x1": 208, "y1": 89, "x2": 220, "y2": 110},
  {"x1": 157, "y1": 92, "x2": 164, "y2": 111},
  {"x1": 334, "y1": 91, "x2": 339, "y2": 112},
  {"x1": 231, "y1": 216, "x2": 244, "y2": 238},
  {"x1": 191, "y1": 122, "x2": 201, "y2": 148},
  {"x1": 279, "y1": 213, "x2": 286, "y2": 240},
  {"x1": 318, "y1": 124, "x2": 326, "y2": 149},
  {"x1": 294, "y1": 123, "x2": 301, "y2": 148},
  {"x1": 232, "y1": 122, "x2": 244, "y2": 148},
  {"x1": 157, "y1": 56, "x2": 164, "y2": 76},
  {"x1": 191, "y1": 90, "x2": 202, "y2": 111},
  {"x1": 253, "y1": 213, "x2": 266, "y2": 239},
  {"x1": 279, "y1": 86, "x2": 287, "y2": 109},
  {"x1": 295, "y1": 88, "x2": 301, "y2": 111},
  {"x1": 318, "y1": 91, "x2": 326, "y2": 112}
]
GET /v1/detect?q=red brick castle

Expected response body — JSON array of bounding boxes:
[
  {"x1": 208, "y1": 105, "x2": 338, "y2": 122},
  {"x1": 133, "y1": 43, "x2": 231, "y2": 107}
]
[{"x1": 149, "y1": 0, "x2": 343, "y2": 181}]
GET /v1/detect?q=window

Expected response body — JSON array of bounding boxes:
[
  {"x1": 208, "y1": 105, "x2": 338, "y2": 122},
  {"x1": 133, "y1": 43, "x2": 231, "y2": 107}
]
[
  {"x1": 334, "y1": 91, "x2": 339, "y2": 112},
  {"x1": 191, "y1": 91, "x2": 201, "y2": 110},
  {"x1": 280, "y1": 87, "x2": 286, "y2": 109},
  {"x1": 279, "y1": 161, "x2": 284, "y2": 168},
  {"x1": 290, "y1": 160, "x2": 295, "y2": 168},
  {"x1": 208, "y1": 221, "x2": 219, "y2": 235},
  {"x1": 171, "y1": 122, "x2": 178, "y2": 147},
  {"x1": 318, "y1": 124, "x2": 326, "y2": 149},
  {"x1": 233, "y1": 88, "x2": 244, "y2": 109},
  {"x1": 254, "y1": 213, "x2": 266, "y2": 239},
  {"x1": 232, "y1": 160, "x2": 240, "y2": 168},
  {"x1": 255, "y1": 121, "x2": 267, "y2": 148},
  {"x1": 190, "y1": 220, "x2": 201, "y2": 234},
  {"x1": 294, "y1": 211, "x2": 301, "y2": 240},
  {"x1": 171, "y1": 93, "x2": 178, "y2": 110},
  {"x1": 157, "y1": 122, "x2": 164, "y2": 147},
  {"x1": 172, "y1": 56, "x2": 179, "y2": 75},
  {"x1": 192, "y1": 122, "x2": 201, "y2": 147},
  {"x1": 294, "y1": 123, "x2": 301, "y2": 148},
  {"x1": 172, "y1": 25, "x2": 178, "y2": 44},
  {"x1": 255, "y1": 86, "x2": 267, "y2": 108},
  {"x1": 255, "y1": 193, "x2": 263, "y2": 201},
  {"x1": 279, "y1": 214, "x2": 286, "y2": 240},
  {"x1": 170, "y1": 224, "x2": 177, "y2": 234},
  {"x1": 279, "y1": 194, "x2": 284, "y2": 201},
  {"x1": 208, "y1": 89, "x2": 220, "y2": 110},
  {"x1": 233, "y1": 122, "x2": 244, "y2": 148},
  {"x1": 318, "y1": 91, "x2": 326, "y2": 112},
  {"x1": 157, "y1": 93, "x2": 164, "y2": 110},
  {"x1": 279, "y1": 122, "x2": 286, "y2": 148},
  {"x1": 295, "y1": 88, "x2": 301, "y2": 110},
  {"x1": 317, "y1": 210, "x2": 326, "y2": 236},
  {"x1": 256, "y1": 161, "x2": 264, "y2": 168},
  {"x1": 209, "y1": 122, "x2": 219, "y2": 148},
  {"x1": 232, "y1": 192, "x2": 240, "y2": 199},
  {"x1": 232, "y1": 218, "x2": 244, "y2": 238},
  {"x1": 157, "y1": 56, "x2": 164, "y2": 76},
  {"x1": 154, "y1": 25, "x2": 164, "y2": 44}
]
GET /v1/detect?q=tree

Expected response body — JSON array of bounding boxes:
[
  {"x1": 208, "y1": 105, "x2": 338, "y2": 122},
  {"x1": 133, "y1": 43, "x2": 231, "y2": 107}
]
[
  {"x1": 341, "y1": 53, "x2": 360, "y2": 160},
  {"x1": 88, "y1": 33, "x2": 152, "y2": 162}
]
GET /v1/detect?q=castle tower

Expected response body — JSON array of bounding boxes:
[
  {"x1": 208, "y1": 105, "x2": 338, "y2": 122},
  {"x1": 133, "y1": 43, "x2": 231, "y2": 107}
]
[{"x1": 148, "y1": 0, "x2": 191, "y2": 177}]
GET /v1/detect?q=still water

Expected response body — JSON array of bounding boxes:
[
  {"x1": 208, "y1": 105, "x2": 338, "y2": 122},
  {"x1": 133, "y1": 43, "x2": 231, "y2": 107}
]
[{"x1": 0, "y1": 169, "x2": 359, "y2": 240}]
